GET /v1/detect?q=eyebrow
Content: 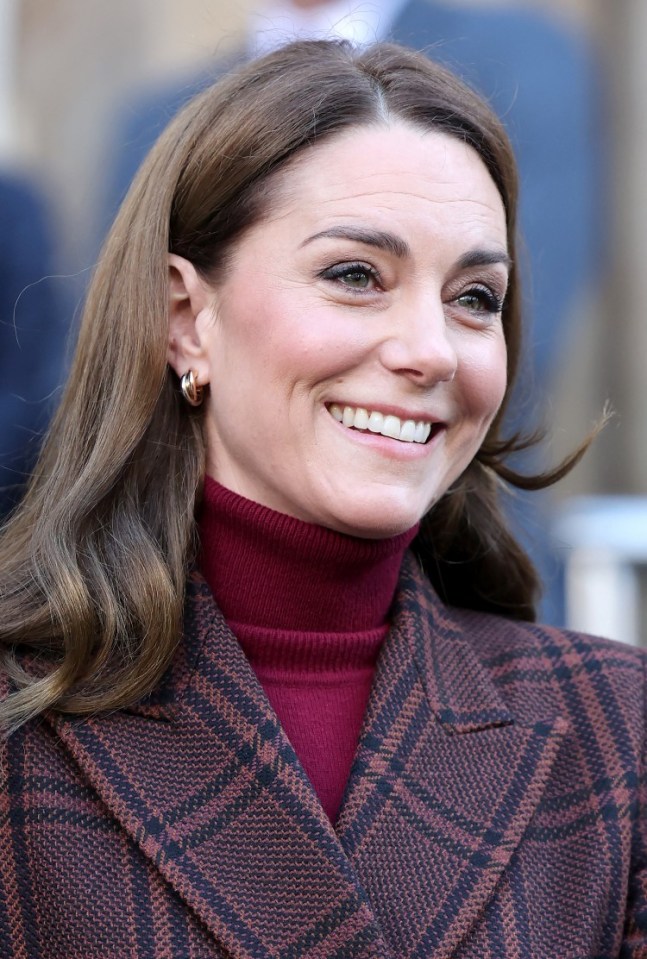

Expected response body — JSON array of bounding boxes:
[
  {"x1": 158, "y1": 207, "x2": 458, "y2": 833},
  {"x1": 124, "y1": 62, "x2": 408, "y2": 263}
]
[
  {"x1": 300, "y1": 227, "x2": 410, "y2": 259},
  {"x1": 301, "y1": 226, "x2": 511, "y2": 273},
  {"x1": 457, "y1": 249, "x2": 512, "y2": 272}
]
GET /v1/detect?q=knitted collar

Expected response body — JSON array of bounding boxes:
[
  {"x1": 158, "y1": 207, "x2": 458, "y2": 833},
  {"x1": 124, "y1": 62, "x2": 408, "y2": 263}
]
[{"x1": 198, "y1": 476, "x2": 418, "y2": 634}]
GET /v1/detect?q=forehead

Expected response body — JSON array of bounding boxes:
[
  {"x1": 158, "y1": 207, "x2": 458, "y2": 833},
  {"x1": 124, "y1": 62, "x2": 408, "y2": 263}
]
[{"x1": 265, "y1": 122, "x2": 507, "y2": 247}]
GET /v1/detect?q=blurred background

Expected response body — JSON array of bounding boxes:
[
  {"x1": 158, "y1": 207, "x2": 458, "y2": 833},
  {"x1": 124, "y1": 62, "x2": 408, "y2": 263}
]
[{"x1": 1, "y1": 0, "x2": 646, "y2": 640}]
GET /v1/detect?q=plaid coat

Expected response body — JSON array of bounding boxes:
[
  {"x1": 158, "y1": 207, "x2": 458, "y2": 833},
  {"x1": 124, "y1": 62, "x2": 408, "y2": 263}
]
[{"x1": 1, "y1": 553, "x2": 646, "y2": 958}]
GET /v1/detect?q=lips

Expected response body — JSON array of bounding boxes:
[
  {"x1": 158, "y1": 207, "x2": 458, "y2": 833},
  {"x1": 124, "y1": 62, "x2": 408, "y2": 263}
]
[{"x1": 327, "y1": 403, "x2": 437, "y2": 444}]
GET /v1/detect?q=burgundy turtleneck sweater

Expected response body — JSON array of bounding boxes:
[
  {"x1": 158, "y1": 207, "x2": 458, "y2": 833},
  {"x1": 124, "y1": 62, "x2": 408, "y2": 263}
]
[{"x1": 198, "y1": 477, "x2": 417, "y2": 823}]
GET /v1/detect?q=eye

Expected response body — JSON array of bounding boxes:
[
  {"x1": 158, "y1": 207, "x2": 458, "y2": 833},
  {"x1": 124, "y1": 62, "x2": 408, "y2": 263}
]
[
  {"x1": 455, "y1": 284, "x2": 504, "y2": 315},
  {"x1": 319, "y1": 261, "x2": 381, "y2": 292}
]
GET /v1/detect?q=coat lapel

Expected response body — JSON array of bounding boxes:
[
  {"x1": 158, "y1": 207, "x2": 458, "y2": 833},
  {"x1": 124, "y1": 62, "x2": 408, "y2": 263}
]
[
  {"x1": 48, "y1": 574, "x2": 392, "y2": 959},
  {"x1": 48, "y1": 557, "x2": 566, "y2": 959},
  {"x1": 337, "y1": 554, "x2": 568, "y2": 959}
]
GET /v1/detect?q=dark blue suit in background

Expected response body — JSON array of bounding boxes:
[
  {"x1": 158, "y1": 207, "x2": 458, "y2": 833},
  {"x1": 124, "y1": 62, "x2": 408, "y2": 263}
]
[
  {"x1": 0, "y1": 174, "x2": 66, "y2": 518},
  {"x1": 103, "y1": 0, "x2": 602, "y2": 620}
]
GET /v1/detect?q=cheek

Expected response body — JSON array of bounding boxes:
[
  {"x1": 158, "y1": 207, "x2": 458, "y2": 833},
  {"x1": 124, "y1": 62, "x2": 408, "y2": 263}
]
[{"x1": 462, "y1": 339, "x2": 508, "y2": 423}]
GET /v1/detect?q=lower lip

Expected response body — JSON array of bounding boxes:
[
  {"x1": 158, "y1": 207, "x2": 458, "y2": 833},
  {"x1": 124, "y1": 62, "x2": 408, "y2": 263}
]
[{"x1": 326, "y1": 412, "x2": 446, "y2": 459}]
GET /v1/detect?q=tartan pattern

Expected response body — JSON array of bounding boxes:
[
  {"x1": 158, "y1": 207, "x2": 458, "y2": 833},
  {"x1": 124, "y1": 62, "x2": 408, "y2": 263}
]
[{"x1": 1, "y1": 552, "x2": 646, "y2": 958}]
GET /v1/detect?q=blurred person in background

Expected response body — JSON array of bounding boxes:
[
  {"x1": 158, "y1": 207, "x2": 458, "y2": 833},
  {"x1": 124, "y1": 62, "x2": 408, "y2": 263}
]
[
  {"x1": 0, "y1": 42, "x2": 643, "y2": 958},
  {"x1": 0, "y1": 173, "x2": 66, "y2": 520},
  {"x1": 104, "y1": 0, "x2": 601, "y2": 624}
]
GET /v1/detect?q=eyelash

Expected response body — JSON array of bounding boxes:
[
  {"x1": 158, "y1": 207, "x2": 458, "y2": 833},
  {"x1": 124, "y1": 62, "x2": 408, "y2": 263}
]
[
  {"x1": 319, "y1": 261, "x2": 381, "y2": 291},
  {"x1": 455, "y1": 284, "x2": 505, "y2": 315},
  {"x1": 319, "y1": 262, "x2": 505, "y2": 314}
]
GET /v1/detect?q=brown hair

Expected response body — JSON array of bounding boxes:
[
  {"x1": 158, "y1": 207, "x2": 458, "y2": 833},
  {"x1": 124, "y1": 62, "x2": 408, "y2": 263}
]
[{"x1": 0, "y1": 40, "x2": 589, "y2": 730}]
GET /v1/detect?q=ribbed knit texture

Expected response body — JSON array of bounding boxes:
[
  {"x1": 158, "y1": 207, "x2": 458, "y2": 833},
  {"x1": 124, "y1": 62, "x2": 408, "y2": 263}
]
[{"x1": 198, "y1": 476, "x2": 417, "y2": 821}]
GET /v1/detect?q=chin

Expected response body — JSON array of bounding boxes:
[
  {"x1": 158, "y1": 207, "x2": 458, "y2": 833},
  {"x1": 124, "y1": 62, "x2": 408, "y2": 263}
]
[{"x1": 320, "y1": 493, "x2": 428, "y2": 540}]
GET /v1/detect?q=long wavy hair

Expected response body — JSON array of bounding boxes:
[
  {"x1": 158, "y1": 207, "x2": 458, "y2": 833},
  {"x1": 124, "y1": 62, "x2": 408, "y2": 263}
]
[{"x1": 0, "y1": 40, "x2": 590, "y2": 730}]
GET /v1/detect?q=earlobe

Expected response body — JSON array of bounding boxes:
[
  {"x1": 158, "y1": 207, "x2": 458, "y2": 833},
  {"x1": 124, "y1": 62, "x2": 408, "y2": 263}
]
[{"x1": 167, "y1": 254, "x2": 215, "y2": 382}]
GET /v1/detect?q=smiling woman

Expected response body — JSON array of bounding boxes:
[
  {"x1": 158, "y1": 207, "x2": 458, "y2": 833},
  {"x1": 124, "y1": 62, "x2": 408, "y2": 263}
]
[
  {"x1": 167, "y1": 125, "x2": 508, "y2": 537},
  {"x1": 0, "y1": 40, "x2": 645, "y2": 959}
]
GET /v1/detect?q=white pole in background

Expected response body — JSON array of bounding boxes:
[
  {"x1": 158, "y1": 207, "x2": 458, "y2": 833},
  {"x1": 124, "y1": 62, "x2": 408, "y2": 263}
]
[{"x1": 0, "y1": 0, "x2": 18, "y2": 162}]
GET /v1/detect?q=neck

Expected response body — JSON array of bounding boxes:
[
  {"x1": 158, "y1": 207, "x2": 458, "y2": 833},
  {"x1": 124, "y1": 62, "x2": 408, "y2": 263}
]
[{"x1": 197, "y1": 476, "x2": 418, "y2": 633}]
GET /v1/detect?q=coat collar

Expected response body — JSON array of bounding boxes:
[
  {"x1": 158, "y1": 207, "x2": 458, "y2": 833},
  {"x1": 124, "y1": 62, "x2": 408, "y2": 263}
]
[
  {"x1": 49, "y1": 553, "x2": 566, "y2": 958},
  {"x1": 336, "y1": 554, "x2": 568, "y2": 957}
]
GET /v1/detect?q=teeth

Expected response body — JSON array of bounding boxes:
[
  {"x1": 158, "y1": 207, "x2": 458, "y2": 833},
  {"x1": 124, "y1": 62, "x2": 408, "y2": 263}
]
[
  {"x1": 354, "y1": 407, "x2": 369, "y2": 430},
  {"x1": 368, "y1": 411, "x2": 383, "y2": 433},
  {"x1": 399, "y1": 419, "x2": 416, "y2": 442},
  {"x1": 328, "y1": 404, "x2": 434, "y2": 444},
  {"x1": 382, "y1": 415, "x2": 401, "y2": 440}
]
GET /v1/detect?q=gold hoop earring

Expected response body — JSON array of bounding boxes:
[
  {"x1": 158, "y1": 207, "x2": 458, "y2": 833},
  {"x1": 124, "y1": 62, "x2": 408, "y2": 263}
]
[{"x1": 180, "y1": 370, "x2": 204, "y2": 407}]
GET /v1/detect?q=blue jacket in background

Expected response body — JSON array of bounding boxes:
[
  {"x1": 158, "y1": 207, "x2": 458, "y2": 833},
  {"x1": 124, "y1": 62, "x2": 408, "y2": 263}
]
[{"x1": 0, "y1": 173, "x2": 67, "y2": 518}]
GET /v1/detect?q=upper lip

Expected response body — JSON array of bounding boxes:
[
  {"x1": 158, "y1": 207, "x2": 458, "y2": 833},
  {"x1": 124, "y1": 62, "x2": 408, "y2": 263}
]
[{"x1": 327, "y1": 401, "x2": 445, "y2": 425}]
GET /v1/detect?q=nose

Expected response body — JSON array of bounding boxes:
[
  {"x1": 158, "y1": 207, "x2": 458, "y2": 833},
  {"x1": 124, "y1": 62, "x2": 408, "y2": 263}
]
[{"x1": 378, "y1": 295, "x2": 458, "y2": 386}]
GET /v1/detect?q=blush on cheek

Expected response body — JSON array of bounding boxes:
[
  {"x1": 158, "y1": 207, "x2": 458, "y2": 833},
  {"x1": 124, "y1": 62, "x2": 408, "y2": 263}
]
[{"x1": 474, "y1": 338, "x2": 507, "y2": 397}]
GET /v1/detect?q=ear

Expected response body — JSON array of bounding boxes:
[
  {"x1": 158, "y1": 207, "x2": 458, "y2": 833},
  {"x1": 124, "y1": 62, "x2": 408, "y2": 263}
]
[{"x1": 167, "y1": 253, "x2": 216, "y2": 384}]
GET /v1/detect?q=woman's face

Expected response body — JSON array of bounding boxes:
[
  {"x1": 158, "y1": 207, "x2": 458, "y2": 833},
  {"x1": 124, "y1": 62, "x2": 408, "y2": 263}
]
[{"x1": 169, "y1": 122, "x2": 509, "y2": 537}]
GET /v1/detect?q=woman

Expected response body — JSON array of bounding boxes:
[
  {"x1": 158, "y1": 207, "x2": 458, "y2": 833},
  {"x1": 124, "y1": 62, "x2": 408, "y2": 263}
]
[{"x1": 0, "y1": 40, "x2": 644, "y2": 959}]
